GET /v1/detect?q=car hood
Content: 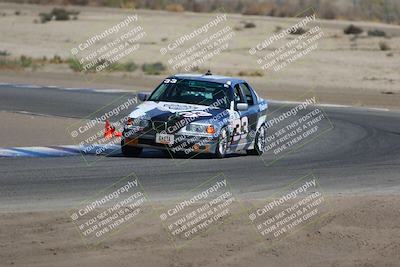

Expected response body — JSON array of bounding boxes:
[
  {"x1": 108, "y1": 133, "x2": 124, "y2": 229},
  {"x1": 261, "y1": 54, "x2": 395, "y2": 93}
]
[{"x1": 128, "y1": 101, "x2": 230, "y2": 125}]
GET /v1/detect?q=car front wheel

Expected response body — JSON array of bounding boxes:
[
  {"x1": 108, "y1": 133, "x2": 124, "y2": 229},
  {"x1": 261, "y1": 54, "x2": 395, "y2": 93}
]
[
  {"x1": 215, "y1": 128, "x2": 228, "y2": 158},
  {"x1": 121, "y1": 139, "x2": 142, "y2": 157},
  {"x1": 247, "y1": 125, "x2": 267, "y2": 155}
]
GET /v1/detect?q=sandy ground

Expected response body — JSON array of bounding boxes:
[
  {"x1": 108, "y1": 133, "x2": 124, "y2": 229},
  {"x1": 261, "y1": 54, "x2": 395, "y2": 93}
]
[
  {"x1": 0, "y1": 111, "x2": 81, "y2": 147},
  {"x1": 0, "y1": 3, "x2": 399, "y2": 110},
  {"x1": 0, "y1": 195, "x2": 399, "y2": 267}
]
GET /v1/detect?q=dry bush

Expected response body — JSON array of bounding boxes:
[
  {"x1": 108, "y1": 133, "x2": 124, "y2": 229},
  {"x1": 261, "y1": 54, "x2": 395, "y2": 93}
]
[
  {"x1": 62, "y1": 0, "x2": 89, "y2": 5},
  {"x1": 243, "y1": 21, "x2": 256, "y2": 28},
  {"x1": 289, "y1": 27, "x2": 306, "y2": 35},
  {"x1": 50, "y1": 55, "x2": 64, "y2": 64},
  {"x1": 379, "y1": 41, "x2": 391, "y2": 51},
  {"x1": 142, "y1": 62, "x2": 166, "y2": 75},
  {"x1": 165, "y1": 3, "x2": 185, "y2": 12},
  {"x1": 344, "y1": 24, "x2": 363, "y2": 35},
  {"x1": 238, "y1": 70, "x2": 263, "y2": 77},
  {"x1": 368, "y1": 29, "x2": 386, "y2": 37}
]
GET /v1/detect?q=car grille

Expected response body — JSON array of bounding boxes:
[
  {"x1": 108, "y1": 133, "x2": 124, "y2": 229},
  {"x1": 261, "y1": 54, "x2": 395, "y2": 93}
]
[
  {"x1": 152, "y1": 118, "x2": 187, "y2": 134},
  {"x1": 152, "y1": 121, "x2": 167, "y2": 132}
]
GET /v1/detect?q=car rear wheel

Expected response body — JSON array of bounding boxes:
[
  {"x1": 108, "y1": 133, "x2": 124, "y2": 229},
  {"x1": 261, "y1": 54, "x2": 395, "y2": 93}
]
[
  {"x1": 215, "y1": 128, "x2": 228, "y2": 159},
  {"x1": 121, "y1": 139, "x2": 142, "y2": 157},
  {"x1": 247, "y1": 125, "x2": 267, "y2": 155}
]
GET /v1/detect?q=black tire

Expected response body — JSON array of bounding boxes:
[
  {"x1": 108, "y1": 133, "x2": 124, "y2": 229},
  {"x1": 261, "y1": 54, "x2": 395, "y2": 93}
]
[
  {"x1": 247, "y1": 125, "x2": 267, "y2": 155},
  {"x1": 121, "y1": 139, "x2": 142, "y2": 157},
  {"x1": 215, "y1": 128, "x2": 229, "y2": 159}
]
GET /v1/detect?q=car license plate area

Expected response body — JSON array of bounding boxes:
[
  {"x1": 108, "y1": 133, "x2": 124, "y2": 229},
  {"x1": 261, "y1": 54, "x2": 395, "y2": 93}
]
[{"x1": 156, "y1": 133, "x2": 174, "y2": 145}]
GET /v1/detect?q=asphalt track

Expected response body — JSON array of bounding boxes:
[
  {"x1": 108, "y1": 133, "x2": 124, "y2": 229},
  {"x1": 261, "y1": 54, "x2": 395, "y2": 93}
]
[{"x1": 1, "y1": 84, "x2": 400, "y2": 211}]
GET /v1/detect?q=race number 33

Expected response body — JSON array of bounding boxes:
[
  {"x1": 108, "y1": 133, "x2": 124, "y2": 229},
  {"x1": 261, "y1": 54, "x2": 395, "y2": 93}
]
[{"x1": 232, "y1": 117, "x2": 248, "y2": 141}]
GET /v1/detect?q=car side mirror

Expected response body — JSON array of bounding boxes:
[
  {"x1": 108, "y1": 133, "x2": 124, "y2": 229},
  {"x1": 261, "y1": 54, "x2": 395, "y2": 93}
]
[
  {"x1": 236, "y1": 103, "x2": 248, "y2": 111},
  {"x1": 138, "y1": 92, "x2": 150, "y2": 102}
]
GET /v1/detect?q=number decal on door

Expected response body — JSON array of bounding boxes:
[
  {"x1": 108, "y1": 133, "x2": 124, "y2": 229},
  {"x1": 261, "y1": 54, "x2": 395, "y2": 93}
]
[{"x1": 232, "y1": 116, "x2": 249, "y2": 141}]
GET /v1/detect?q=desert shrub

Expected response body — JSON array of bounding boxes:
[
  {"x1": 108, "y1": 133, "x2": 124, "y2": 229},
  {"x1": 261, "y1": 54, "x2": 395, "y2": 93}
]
[
  {"x1": 0, "y1": 54, "x2": 35, "y2": 69},
  {"x1": 0, "y1": 59, "x2": 18, "y2": 69},
  {"x1": 15, "y1": 10, "x2": 21, "y2": 16},
  {"x1": 39, "y1": 12, "x2": 52, "y2": 23},
  {"x1": 50, "y1": 55, "x2": 63, "y2": 64},
  {"x1": 63, "y1": 0, "x2": 88, "y2": 5},
  {"x1": 379, "y1": 41, "x2": 391, "y2": 51},
  {"x1": 243, "y1": 21, "x2": 256, "y2": 28},
  {"x1": 38, "y1": 8, "x2": 79, "y2": 23},
  {"x1": 69, "y1": 58, "x2": 138, "y2": 72},
  {"x1": 19, "y1": 55, "x2": 33, "y2": 68},
  {"x1": 289, "y1": 27, "x2": 306, "y2": 35},
  {"x1": 165, "y1": 4, "x2": 185, "y2": 12},
  {"x1": 238, "y1": 70, "x2": 263, "y2": 77},
  {"x1": 68, "y1": 58, "x2": 82, "y2": 72},
  {"x1": 368, "y1": 29, "x2": 386, "y2": 37},
  {"x1": 110, "y1": 61, "x2": 138, "y2": 72},
  {"x1": 69, "y1": 10, "x2": 80, "y2": 16},
  {"x1": 142, "y1": 62, "x2": 166, "y2": 75},
  {"x1": 344, "y1": 24, "x2": 363, "y2": 35},
  {"x1": 0, "y1": 50, "x2": 10, "y2": 56},
  {"x1": 52, "y1": 8, "x2": 70, "y2": 20},
  {"x1": 123, "y1": 61, "x2": 138, "y2": 71}
]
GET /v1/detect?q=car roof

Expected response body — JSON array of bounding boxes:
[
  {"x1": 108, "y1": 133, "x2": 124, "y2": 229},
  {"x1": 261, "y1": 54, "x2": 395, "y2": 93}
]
[{"x1": 170, "y1": 73, "x2": 246, "y2": 85}]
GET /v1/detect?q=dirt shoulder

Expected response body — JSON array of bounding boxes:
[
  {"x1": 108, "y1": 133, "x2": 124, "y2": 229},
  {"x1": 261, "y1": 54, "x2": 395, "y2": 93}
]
[
  {"x1": 0, "y1": 195, "x2": 399, "y2": 267},
  {"x1": 0, "y1": 111, "x2": 80, "y2": 147}
]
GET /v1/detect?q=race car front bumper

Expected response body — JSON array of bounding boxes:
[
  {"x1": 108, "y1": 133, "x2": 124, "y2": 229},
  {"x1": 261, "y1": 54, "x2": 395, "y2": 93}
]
[{"x1": 123, "y1": 128, "x2": 219, "y2": 154}]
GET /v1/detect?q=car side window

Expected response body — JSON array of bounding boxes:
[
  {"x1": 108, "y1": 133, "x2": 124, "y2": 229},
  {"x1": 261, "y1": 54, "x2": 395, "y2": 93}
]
[
  {"x1": 240, "y1": 83, "x2": 255, "y2": 105},
  {"x1": 233, "y1": 84, "x2": 245, "y2": 103}
]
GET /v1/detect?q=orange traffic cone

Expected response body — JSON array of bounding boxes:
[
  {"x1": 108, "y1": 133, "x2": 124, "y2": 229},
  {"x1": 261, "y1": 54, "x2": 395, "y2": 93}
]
[
  {"x1": 104, "y1": 120, "x2": 114, "y2": 139},
  {"x1": 104, "y1": 120, "x2": 123, "y2": 139}
]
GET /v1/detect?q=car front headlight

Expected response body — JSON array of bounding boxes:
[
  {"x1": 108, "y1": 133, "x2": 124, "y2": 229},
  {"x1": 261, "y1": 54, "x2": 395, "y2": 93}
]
[
  {"x1": 127, "y1": 117, "x2": 150, "y2": 128},
  {"x1": 186, "y1": 123, "x2": 216, "y2": 134}
]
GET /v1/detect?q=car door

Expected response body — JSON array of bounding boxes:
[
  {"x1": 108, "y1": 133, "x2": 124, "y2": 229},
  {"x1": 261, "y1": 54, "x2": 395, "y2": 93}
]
[
  {"x1": 238, "y1": 83, "x2": 259, "y2": 147},
  {"x1": 230, "y1": 83, "x2": 257, "y2": 150}
]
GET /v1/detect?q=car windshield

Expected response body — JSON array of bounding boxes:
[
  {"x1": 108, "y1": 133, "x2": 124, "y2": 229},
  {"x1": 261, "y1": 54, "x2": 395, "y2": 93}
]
[{"x1": 148, "y1": 79, "x2": 229, "y2": 108}]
